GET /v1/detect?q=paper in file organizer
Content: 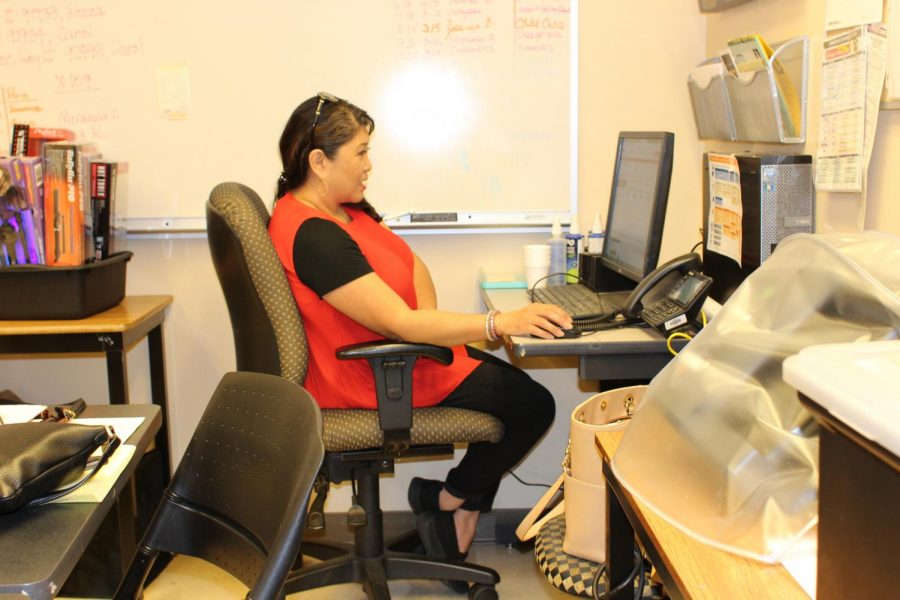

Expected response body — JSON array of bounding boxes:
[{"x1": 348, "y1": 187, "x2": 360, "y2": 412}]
[
  {"x1": 727, "y1": 34, "x2": 802, "y2": 140},
  {"x1": 688, "y1": 36, "x2": 808, "y2": 143}
]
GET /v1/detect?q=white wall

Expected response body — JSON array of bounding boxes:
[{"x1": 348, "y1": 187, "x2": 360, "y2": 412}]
[
  {"x1": 705, "y1": 0, "x2": 900, "y2": 237},
  {"x1": 0, "y1": 1, "x2": 707, "y2": 510}
]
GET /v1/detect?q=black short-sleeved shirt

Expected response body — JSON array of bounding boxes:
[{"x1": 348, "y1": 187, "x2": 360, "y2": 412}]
[{"x1": 292, "y1": 218, "x2": 374, "y2": 297}]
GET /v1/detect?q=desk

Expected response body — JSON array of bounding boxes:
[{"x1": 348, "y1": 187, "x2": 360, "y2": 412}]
[
  {"x1": 481, "y1": 288, "x2": 684, "y2": 382},
  {"x1": 595, "y1": 430, "x2": 808, "y2": 600},
  {"x1": 0, "y1": 404, "x2": 162, "y2": 600},
  {"x1": 0, "y1": 295, "x2": 173, "y2": 477}
]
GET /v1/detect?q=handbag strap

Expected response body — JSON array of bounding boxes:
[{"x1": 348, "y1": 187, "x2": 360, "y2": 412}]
[
  {"x1": 573, "y1": 385, "x2": 646, "y2": 428},
  {"x1": 25, "y1": 434, "x2": 121, "y2": 509},
  {"x1": 516, "y1": 472, "x2": 564, "y2": 542}
]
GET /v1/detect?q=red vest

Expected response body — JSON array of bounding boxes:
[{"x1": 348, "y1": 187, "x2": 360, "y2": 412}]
[{"x1": 269, "y1": 197, "x2": 478, "y2": 409}]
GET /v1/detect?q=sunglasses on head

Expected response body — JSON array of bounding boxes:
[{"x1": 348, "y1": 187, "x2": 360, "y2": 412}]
[{"x1": 311, "y1": 91, "x2": 341, "y2": 133}]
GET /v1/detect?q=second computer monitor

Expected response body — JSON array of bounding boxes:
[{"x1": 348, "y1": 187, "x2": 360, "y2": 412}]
[{"x1": 600, "y1": 131, "x2": 674, "y2": 284}]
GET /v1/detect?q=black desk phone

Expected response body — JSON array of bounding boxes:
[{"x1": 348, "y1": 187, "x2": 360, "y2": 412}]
[{"x1": 620, "y1": 253, "x2": 712, "y2": 334}]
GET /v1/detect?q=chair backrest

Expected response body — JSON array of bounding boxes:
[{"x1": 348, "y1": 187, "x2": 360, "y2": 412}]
[
  {"x1": 206, "y1": 182, "x2": 307, "y2": 386},
  {"x1": 143, "y1": 371, "x2": 324, "y2": 599}
]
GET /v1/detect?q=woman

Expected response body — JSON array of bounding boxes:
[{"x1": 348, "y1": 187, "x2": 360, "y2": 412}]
[{"x1": 268, "y1": 93, "x2": 572, "y2": 570}]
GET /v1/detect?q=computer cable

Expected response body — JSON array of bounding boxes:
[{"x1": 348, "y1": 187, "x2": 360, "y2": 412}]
[
  {"x1": 592, "y1": 549, "x2": 645, "y2": 600},
  {"x1": 529, "y1": 273, "x2": 634, "y2": 333},
  {"x1": 665, "y1": 310, "x2": 707, "y2": 356},
  {"x1": 528, "y1": 272, "x2": 597, "y2": 297},
  {"x1": 508, "y1": 469, "x2": 552, "y2": 489}
]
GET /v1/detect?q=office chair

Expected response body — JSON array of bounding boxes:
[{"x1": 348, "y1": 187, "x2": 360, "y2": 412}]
[
  {"x1": 114, "y1": 371, "x2": 325, "y2": 600},
  {"x1": 206, "y1": 182, "x2": 503, "y2": 600}
]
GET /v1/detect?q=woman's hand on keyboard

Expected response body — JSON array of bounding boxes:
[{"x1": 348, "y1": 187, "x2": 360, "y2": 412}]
[{"x1": 495, "y1": 303, "x2": 572, "y2": 339}]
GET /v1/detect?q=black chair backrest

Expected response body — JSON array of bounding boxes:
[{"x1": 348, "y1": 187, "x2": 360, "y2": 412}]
[
  {"x1": 206, "y1": 182, "x2": 307, "y2": 385},
  {"x1": 142, "y1": 371, "x2": 323, "y2": 599}
]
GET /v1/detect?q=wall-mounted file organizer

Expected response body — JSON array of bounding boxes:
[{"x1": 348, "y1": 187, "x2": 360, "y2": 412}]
[{"x1": 688, "y1": 36, "x2": 809, "y2": 143}]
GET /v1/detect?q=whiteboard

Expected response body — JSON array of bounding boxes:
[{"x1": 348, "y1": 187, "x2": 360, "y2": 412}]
[{"x1": 0, "y1": 0, "x2": 577, "y2": 231}]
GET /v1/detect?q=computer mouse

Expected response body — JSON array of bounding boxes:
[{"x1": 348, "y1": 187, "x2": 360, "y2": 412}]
[{"x1": 557, "y1": 325, "x2": 582, "y2": 339}]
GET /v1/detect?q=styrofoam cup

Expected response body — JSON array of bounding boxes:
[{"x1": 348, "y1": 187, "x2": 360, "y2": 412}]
[
  {"x1": 523, "y1": 244, "x2": 551, "y2": 260},
  {"x1": 525, "y1": 263, "x2": 550, "y2": 289}
]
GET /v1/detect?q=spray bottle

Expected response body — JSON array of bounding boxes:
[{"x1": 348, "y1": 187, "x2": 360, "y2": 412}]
[
  {"x1": 547, "y1": 217, "x2": 566, "y2": 286},
  {"x1": 587, "y1": 212, "x2": 605, "y2": 254}
]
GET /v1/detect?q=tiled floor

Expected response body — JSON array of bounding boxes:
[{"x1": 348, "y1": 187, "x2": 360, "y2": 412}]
[{"x1": 144, "y1": 541, "x2": 573, "y2": 599}]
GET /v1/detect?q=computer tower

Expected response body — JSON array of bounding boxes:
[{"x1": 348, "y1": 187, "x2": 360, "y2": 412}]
[{"x1": 702, "y1": 153, "x2": 814, "y2": 303}]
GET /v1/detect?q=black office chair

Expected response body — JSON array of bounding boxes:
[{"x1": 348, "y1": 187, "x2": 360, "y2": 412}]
[
  {"x1": 206, "y1": 182, "x2": 503, "y2": 600},
  {"x1": 114, "y1": 371, "x2": 325, "y2": 600}
]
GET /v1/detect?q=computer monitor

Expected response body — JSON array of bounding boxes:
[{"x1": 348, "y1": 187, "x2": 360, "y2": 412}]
[{"x1": 600, "y1": 131, "x2": 674, "y2": 285}]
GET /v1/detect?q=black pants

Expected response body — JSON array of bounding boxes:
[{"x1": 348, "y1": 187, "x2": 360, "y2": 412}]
[{"x1": 436, "y1": 346, "x2": 555, "y2": 511}]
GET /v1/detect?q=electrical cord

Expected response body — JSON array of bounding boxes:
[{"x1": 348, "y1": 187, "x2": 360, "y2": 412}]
[
  {"x1": 508, "y1": 469, "x2": 552, "y2": 489},
  {"x1": 592, "y1": 550, "x2": 645, "y2": 600},
  {"x1": 529, "y1": 273, "x2": 642, "y2": 334},
  {"x1": 665, "y1": 310, "x2": 707, "y2": 356},
  {"x1": 528, "y1": 271, "x2": 594, "y2": 298}
]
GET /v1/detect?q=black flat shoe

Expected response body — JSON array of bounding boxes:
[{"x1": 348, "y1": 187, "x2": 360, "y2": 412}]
[
  {"x1": 409, "y1": 477, "x2": 483, "y2": 513},
  {"x1": 408, "y1": 477, "x2": 443, "y2": 514},
  {"x1": 417, "y1": 510, "x2": 470, "y2": 593}
]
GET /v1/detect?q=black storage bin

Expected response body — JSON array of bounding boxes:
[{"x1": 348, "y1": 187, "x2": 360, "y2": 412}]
[{"x1": 0, "y1": 251, "x2": 132, "y2": 320}]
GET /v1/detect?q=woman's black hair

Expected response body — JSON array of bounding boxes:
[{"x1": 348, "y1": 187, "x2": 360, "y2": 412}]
[{"x1": 275, "y1": 95, "x2": 381, "y2": 222}]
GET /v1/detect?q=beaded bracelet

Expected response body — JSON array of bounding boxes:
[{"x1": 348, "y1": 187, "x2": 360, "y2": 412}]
[{"x1": 485, "y1": 309, "x2": 500, "y2": 342}]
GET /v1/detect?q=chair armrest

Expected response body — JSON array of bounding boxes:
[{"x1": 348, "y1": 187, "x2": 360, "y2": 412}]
[
  {"x1": 336, "y1": 340, "x2": 454, "y2": 454},
  {"x1": 336, "y1": 340, "x2": 453, "y2": 364}
]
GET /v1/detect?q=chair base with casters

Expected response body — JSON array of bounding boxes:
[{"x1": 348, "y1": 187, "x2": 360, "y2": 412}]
[
  {"x1": 206, "y1": 182, "x2": 504, "y2": 599},
  {"x1": 284, "y1": 344, "x2": 501, "y2": 600},
  {"x1": 286, "y1": 451, "x2": 500, "y2": 600}
]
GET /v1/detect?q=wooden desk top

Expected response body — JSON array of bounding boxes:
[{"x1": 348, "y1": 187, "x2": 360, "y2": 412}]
[
  {"x1": 596, "y1": 430, "x2": 808, "y2": 600},
  {"x1": 0, "y1": 295, "x2": 173, "y2": 336}
]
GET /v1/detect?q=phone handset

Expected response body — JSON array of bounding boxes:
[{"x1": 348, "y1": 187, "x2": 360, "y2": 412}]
[{"x1": 621, "y1": 253, "x2": 703, "y2": 318}]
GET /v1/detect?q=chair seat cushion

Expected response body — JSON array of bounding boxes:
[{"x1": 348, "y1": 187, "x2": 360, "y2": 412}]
[{"x1": 321, "y1": 407, "x2": 504, "y2": 452}]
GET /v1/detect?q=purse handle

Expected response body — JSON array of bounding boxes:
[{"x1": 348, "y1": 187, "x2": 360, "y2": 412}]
[
  {"x1": 25, "y1": 432, "x2": 121, "y2": 509},
  {"x1": 515, "y1": 473, "x2": 565, "y2": 542}
]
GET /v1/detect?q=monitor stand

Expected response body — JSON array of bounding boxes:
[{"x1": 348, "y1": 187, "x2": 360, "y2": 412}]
[{"x1": 579, "y1": 254, "x2": 637, "y2": 292}]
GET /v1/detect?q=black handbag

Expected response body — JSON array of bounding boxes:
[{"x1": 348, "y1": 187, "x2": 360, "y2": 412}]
[{"x1": 0, "y1": 421, "x2": 120, "y2": 513}]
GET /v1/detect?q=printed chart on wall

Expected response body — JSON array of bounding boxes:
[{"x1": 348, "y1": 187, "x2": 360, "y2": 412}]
[{"x1": 0, "y1": 0, "x2": 577, "y2": 231}]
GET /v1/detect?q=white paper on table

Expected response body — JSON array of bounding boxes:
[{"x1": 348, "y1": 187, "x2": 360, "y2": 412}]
[
  {"x1": 705, "y1": 153, "x2": 742, "y2": 267},
  {"x1": 825, "y1": 0, "x2": 882, "y2": 30},
  {"x1": 72, "y1": 416, "x2": 144, "y2": 447},
  {"x1": 51, "y1": 444, "x2": 137, "y2": 504},
  {"x1": 0, "y1": 405, "x2": 46, "y2": 424}
]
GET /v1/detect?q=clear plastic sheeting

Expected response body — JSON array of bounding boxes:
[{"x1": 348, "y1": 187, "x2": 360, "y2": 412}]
[{"x1": 611, "y1": 231, "x2": 900, "y2": 563}]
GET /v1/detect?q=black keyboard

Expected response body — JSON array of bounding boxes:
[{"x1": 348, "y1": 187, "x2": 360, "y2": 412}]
[{"x1": 530, "y1": 284, "x2": 610, "y2": 320}]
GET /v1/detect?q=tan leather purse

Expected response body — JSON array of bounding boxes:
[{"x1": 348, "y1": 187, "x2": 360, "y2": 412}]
[{"x1": 517, "y1": 385, "x2": 646, "y2": 563}]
